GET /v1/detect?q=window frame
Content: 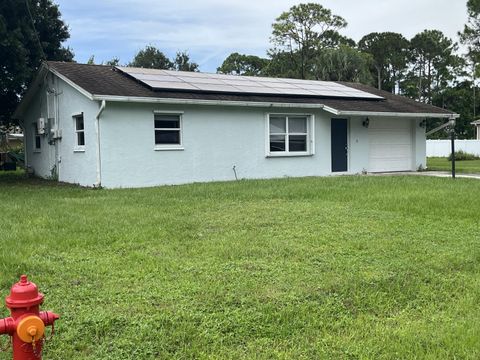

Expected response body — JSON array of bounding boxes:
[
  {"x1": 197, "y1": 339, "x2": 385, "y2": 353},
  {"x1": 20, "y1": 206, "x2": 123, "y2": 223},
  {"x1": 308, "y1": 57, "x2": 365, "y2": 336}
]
[
  {"x1": 153, "y1": 111, "x2": 184, "y2": 151},
  {"x1": 73, "y1": 112, "x2": 85, "y2": 152},
  {"x1": 265, "y1": 113, "x2": 315, "y2": 157},
  {"x1": 33, "y1": 123, "x2": 41, "y2": 152}
]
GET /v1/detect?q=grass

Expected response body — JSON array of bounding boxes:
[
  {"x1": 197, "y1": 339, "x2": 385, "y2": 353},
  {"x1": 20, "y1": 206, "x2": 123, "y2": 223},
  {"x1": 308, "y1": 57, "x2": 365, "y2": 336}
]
[
  {"x1": 427, "y1": 157, "x2": 480, "y2": 174},
  {"x1": 0, "y1": 171, "x2": 479, "y2": 359}
]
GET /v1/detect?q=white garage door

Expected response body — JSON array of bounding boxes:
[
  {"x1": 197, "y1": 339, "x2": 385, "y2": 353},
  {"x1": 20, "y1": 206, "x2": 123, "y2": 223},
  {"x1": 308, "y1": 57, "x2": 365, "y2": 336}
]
[{"x1": 369, "y1": 119, "x2": 413, "y2": 172}]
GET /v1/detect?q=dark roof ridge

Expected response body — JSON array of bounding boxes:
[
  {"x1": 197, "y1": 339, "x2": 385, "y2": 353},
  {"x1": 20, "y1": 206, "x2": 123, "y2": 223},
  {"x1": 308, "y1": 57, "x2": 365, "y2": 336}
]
[{"x1": 47, "y1": 60, "x2": 114, "y2": 69}]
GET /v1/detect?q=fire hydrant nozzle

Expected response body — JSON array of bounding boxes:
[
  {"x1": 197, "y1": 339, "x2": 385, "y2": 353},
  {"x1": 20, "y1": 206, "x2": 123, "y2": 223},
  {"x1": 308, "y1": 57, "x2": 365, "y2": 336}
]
[{"x1": 0, "y1": 275, "x2": 60, "y2": 360}]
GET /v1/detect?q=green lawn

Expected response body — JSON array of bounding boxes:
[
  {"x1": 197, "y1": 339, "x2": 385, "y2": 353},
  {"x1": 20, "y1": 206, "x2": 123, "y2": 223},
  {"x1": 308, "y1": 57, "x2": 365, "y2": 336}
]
[
  {"x1": 427, "y1": 157, "x2": 480, "y2": 174},
  {"x1": 0, "y1": 172, "x2": 479, "y2": 359}
]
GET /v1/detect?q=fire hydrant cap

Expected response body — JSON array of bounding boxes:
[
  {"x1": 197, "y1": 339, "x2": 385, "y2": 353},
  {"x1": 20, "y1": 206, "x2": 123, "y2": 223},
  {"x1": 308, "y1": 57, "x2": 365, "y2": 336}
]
[{"x1": 5, "y1": 275, "x2": 44, "y2": 309}]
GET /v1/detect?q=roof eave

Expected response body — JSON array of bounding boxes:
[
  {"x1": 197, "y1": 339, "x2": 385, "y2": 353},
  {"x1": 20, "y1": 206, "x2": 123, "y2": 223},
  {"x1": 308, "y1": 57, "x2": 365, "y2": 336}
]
[
  {"x1": 13, "y1": 62, "x2": 95, "y2": 120},
  {"x1": 13, "y1": 63, "x2": 49, "y2": 120},
  {"x1": 91, "y1": 95, "x2": 460, "y2": 117},
  {"x1": 91, "y1": 94, "x2": 327, "y2": 109},
  {"x1": 49, "y1": 66, "x2": 94, "y2": 101},
  {"x1": 322, "y1": 105, "x2": 459, "y2": 119}
]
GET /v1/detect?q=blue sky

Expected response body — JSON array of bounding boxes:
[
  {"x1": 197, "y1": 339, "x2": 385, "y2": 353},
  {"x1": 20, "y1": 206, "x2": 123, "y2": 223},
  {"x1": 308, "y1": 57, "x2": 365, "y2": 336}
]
[{"x1": 55, "y1": 0, "x2": 468, "y2": 72}]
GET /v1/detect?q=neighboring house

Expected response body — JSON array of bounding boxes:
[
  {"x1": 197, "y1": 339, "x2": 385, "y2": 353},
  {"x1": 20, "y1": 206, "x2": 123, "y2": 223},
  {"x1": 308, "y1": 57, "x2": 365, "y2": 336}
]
[
  {"x1": 0, "y1": 134, "x2": 23, "y2": 151},
  {"x1": 14, "y1": 61, "x2": 458, "y2": 188},
  {"x1": 472, "y1": 120, "x2": 480, "y2": 140},
  {"x1": 0, "y1": 128, "x2": 23, "y2": 171},
  {"x1": 0, "y1": 127, "x2": 23, "y2": 150}
]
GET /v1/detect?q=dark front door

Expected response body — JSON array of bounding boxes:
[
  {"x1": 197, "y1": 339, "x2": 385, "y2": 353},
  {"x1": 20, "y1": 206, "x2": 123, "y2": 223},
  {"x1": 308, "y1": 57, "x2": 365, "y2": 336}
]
[{"x1": 331, "y1": 118, "x2": 348, "y2": 172}]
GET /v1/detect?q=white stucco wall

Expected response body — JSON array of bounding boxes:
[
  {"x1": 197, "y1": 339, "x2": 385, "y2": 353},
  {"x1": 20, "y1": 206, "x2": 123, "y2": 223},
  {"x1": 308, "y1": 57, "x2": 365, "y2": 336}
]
[
  {"x1": 100, "y1": 103, "x2": 334, "y2": 188},
  {"x1": 23, "y1": 91, "x2": 55, "y2": 179},
  {"x1": 349, "y1": 116, "x2": 370, "y2": 173},
  {"x1": 98, "y1": 103, "x2": 425, "y2": 188},
  {"x1": 414, "y1": 118, "x2": 427, "y2": 169},
  {"x1": 22, "y1": 74, "x2": 99, "y2": 186},
  {"x1": 54, "y1": 77, "x2": 99, "y2": 186}
]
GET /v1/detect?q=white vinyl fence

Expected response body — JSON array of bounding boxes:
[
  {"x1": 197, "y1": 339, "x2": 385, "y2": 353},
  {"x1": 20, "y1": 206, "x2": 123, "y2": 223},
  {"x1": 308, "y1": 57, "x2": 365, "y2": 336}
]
[{"x1": 427, "y1": 140, "x2": 480, "y2": 157}]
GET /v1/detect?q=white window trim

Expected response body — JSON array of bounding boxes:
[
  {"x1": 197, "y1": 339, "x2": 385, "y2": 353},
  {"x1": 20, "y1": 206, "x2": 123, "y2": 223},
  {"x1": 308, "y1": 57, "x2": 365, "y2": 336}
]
[
  {"x1": 153, "y1": 111, "x2": 184, "y2": 151},
  {"x1": 33, "y1": 123, "x2": 41, "y2": 153},
  {"x1": 73, "y1": 113, "x2": 85, "y2": 152},
  {"x1": 265, "y1": 113, "x2": 315, "y2": 157}
]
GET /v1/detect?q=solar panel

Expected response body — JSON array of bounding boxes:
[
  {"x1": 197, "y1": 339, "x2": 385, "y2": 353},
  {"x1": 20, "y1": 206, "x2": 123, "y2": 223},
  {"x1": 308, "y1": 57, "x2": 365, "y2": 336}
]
[{"x1": 116, "y1": 66, "x2": 384, "y2": 99}]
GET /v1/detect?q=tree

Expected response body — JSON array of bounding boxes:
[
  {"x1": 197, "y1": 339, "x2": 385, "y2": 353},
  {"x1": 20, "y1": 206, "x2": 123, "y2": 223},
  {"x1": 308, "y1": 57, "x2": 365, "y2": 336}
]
[
  {"x1": 129, "y1": 45, "x2": 173, "y2": 69},
  {"x1": 263, "y1": 51, "x2": 300, "y2": 78},
  {"x1": 217, "y1": 53, "x2": 269, "y2": 76},
  {"x1": 86, "y1": 55, "x2": 120, "y2": 66},
  {"x1": 320, "y1": 30, "x2": 356, "y2": 49},
  {"x1": 313, "y1": 45, "x2": 373, "y2": 83},
  {"x1": 358, "y1": 32, "x2": 409, "y2": 93},
  {"x1": 105, "y1": 57, "x2": 121, "y2": 66},
  {"x1": 270, "y1": 3, "x2": 347, "y2": 79},
  {"x1": 430, "y1": 81, "x2": 477, "y2": 139},
  {"x1": 0, "y1": 0, "x2": 73, "y2": 126},
  {"x1": 402, "y1": 30, "x2": 463, "y2": 103},
  {"x1": 459, "y1": 0, "x2": 480, "y2": 121},
  {"x1": 173, "y1": 51, "x2": 199, "y2": 72},
  {"x1": 460, "y1": 0, "x2": 480, "y2": 61}
]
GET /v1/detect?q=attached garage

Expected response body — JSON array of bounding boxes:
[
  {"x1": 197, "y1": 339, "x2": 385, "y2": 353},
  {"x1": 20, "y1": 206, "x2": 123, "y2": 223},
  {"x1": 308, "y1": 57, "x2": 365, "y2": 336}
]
[{"x1": 368, "y1": 118, "x2": 413, "y2": 173}]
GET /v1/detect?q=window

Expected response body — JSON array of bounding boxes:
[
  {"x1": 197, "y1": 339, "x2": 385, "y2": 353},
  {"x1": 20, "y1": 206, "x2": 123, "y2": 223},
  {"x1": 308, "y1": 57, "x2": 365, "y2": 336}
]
[
  {"x1": 73, "y1": 113, "x2": 85, "y2": 150},
  {"x1": 154, "y1": 113, "x2": 182, "y2": 149},
  {"x1": 33, "y1": 123, "x2": 41, "y2": 151},
  {"x1": 267, "y1": 114, "x2": 313, "y2": 156}
]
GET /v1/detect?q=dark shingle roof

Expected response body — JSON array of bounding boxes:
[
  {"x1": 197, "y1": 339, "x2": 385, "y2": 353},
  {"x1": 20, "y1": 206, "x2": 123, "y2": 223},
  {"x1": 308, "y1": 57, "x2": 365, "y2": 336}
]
[{"x1": 47, "y1": 61, "x2": 455, "y2": 116}]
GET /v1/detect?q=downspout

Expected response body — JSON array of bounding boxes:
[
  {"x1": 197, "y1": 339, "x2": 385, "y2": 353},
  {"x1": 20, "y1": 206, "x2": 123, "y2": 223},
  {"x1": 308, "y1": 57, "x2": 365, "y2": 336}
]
[
  {"x1": 95, "y1": 100, "x2": 106, "y2": 187},
  {"x1": 19, "y1": 119, "x2": 28, "y2": 175}
]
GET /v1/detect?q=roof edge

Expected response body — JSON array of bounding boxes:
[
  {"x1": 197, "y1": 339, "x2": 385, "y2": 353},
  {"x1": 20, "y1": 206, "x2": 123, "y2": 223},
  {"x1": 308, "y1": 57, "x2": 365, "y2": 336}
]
[
  {"x1": 13, "y1": 63, "x2": 49, "y2": 120},
  {"x1": 323, "y1": 105, "x2": 459, "y2": 119},
  {"x1": 92, "y1": 94, "x2": 459, "y2": 117},
  {"x1": 49, "y1": 66, "x2": 94, "y2": 101},
  {"x1": 13, "y1": 62, "x2": 95, "y2": 120},
  {"x1": 91, "y1": 94, "x2": 327, "y2": 109}
]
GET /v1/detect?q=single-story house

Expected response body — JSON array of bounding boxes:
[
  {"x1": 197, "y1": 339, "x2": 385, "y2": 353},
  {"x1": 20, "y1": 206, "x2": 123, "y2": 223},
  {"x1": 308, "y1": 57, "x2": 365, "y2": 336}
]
[
  {"x1": 472, "y1": 120, "x2": 480, "y2": 140},
  {"x1": 14, "y1": 61, "x2": 458, "y2": 188}
]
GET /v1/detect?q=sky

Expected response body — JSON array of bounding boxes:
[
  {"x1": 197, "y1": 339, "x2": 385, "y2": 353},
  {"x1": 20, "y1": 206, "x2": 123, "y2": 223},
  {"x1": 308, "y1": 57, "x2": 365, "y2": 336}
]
[{"x1": 55, "y1": 0, "x2": 469, "y2": 72}]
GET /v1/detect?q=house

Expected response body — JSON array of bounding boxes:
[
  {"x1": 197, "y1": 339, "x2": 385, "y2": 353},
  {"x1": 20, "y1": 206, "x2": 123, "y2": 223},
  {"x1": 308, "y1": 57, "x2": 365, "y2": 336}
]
[
  {"x1": 14, "y1": 61, "x2": 458, "y2": 188},
  {"x1": 0, "y1": 127, "x2": 23, "y2": 150},
  {"x1": 0, "y1": 127, "x2": 23, "y2": 171},
  {"x1": 472, "y1": 120, "x2": 480, "y2": 140}
]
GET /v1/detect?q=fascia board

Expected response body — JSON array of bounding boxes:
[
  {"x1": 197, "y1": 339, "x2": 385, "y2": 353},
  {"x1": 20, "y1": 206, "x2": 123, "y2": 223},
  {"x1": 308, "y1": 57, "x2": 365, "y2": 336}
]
[{"x1": 91, "y1": 95, "x2": 326, "y2": 109}]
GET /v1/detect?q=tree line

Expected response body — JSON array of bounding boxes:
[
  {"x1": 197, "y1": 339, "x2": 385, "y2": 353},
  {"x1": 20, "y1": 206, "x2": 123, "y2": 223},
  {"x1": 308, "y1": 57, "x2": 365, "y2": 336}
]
[{"x1": 1, "y1": 1, "x2": 479, "y2": 139}]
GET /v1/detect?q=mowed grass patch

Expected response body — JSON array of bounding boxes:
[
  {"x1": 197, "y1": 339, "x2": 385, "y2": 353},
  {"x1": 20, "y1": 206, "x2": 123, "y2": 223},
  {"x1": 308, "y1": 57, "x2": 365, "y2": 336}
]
[
  {"x1": 0, "y1": 172, "x2": 479, "y2": 359},
  {"x1": 427, "y1": 157, "x2": 480, "y2": 174}
]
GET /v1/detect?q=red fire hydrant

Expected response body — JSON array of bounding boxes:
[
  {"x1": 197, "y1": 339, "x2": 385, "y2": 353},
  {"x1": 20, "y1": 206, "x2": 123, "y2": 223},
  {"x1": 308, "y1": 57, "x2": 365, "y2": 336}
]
[{"x1": 0, "y1": 275, "x2": 59, "y2": 360}]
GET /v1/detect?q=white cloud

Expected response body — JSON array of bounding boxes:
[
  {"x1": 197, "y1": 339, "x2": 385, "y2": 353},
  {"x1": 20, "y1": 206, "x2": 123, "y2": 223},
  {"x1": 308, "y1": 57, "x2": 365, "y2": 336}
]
[{"x1": 57, "y1": 0, "x2": 468, "y2": 71}]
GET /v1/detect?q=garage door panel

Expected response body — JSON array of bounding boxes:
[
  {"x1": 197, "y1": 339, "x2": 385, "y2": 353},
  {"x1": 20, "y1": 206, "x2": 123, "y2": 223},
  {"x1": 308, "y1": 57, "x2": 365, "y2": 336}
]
[
  {"x1": 370, "y1": 119, "x2": 411, "y2": 130},
  {"x1": 370, "y1": 144, "x2": 411, "y2": 156},
  {"x1": 369, "y1": 159, "x2": 412, "y2": 172},
  {"x1": 369, "y1": 131, "x2": 411, "y2": 145},
  {"x1": 369, "y1": 119, "x2": 413, "y2": 172}
]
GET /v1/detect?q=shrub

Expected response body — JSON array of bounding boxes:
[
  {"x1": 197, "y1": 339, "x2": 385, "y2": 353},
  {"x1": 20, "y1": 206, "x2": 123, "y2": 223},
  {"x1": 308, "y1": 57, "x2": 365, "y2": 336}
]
[{"x1": 448, "y1": 150, "x2": 480, "y2": 161}]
